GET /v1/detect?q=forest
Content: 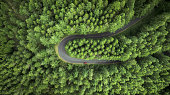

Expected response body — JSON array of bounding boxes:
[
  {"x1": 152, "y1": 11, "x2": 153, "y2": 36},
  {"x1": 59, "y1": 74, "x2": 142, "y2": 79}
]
[
  {"x1": 66, "y1": 13, "x2": 170, "y2": 61},
  {"x1": 0, "y1": 0, "x2": 170, "y2": 95}
]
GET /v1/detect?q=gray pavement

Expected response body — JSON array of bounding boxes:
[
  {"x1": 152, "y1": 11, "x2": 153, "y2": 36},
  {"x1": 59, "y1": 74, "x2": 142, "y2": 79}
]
[{"x1": 57, "y1": 17, "x2": 143, "y2": 64}]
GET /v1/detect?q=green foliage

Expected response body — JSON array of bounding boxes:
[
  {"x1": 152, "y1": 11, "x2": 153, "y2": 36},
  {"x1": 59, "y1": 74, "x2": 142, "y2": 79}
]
[
  {"x1": 66, "y1": 13, "x2": 170, "y2": 61},
  {"x1": 0, "y1": 0, "x2": 170, "y2": 95},
  {"x1": 134, "y1": 0, "x2": 161, "y2": 17}
]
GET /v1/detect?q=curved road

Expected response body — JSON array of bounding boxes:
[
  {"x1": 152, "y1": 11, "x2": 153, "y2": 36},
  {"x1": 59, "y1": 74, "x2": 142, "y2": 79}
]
[{"x1": 56, "y1": 17, "x2": 143, "y2": 64}]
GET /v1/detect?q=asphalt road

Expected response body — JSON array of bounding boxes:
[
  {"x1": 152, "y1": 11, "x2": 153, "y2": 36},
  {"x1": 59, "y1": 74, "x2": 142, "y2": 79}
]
[{"x1": 57, "y1": 17, "x2": 143, "y2": 64}]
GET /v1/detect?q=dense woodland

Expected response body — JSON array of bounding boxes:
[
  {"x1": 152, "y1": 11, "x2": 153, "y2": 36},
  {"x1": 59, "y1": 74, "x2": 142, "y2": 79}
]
[
  {"x1": 66, "y1": 13, "x2": 170, "y2": 61},
  {"x1": 0, "y1": 0, "x2": 170, "y2": 95}
]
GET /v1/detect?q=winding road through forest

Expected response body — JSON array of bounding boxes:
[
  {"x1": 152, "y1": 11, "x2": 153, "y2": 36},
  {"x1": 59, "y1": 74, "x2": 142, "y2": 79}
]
[{"x1": 56, "y1": 17, "x2": 143, "y2": 64}]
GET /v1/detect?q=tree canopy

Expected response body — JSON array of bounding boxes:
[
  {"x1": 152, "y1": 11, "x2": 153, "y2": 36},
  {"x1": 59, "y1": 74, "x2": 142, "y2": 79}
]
[{"x1": 0, "y1": 0, "x2": 170, "y2": 95}]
